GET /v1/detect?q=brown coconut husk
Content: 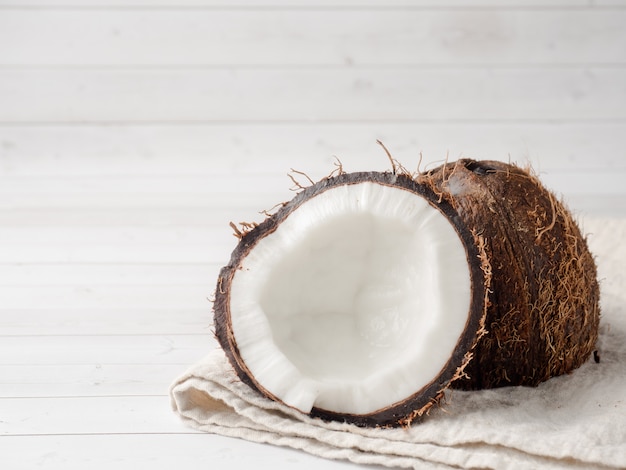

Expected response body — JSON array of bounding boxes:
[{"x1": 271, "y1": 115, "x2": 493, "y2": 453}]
[{"x1": 419, "y1": 159, "x2": 600, "y2": 389}]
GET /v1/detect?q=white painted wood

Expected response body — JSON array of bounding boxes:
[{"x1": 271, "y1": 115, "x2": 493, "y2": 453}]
[
  {"x1": 0, "y1": 1, "x2": 623, "y2": 467},
  {"x1": 0, "y1": 68, "x2": 623, "y2": 122},
  {"x1": 1, "y1": 123, "x2": 625, "y2": 176},
  {"x1": 0, "y1": 170, "x2": 624, "y2": 211},
  {"x1": 0, "y1": 227, "x2": 220, "y2": 244},
  {"x1": 0, "y1": 200, "x2": 614, "y2": 235},
  {"x1": 0, "y1": 285, "x2": 213, "y2": 309},
  {"x1": 0, "y1": 308, "x2": 210, "y2": 335},
  {"x1": 2, "y1": 10, "x2": 624, "y2": 66},
  {"x1": 0, "y1": 364, "x2": 189, "y2": 397},
  {"x1": 0, "y1": 187, "x2": 623, "y2": 235},
  {"x1": 0, "y1": 242, "x2": 231, "y2": 263},
  {"x1": 0, "y1": 335, "x2": 214, "y2": 365},
  {"x1": 0, "y1": 174, "x2": 294, "y2": 207},
  {"x1": 0, "y1": 434, "x2": 368, "y2": 470},
  {"x1": 0, "y1": 263, "x2": 216, "y2": 284},
  {"x1": 0, "y1": 206, "x2": 258, "y2": 227},
  {"x1": 543, "y1": 195, "x2": 626, "y2": 217},
  {"x1": 0, "y1": 1, "x2": 614, "y2": 7},
  {"x1": 0, "y1": 395, "x2": 194, "y2": 434}
]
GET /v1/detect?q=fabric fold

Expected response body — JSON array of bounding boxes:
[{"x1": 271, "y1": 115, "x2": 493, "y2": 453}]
[
  {"x1": 170, "y1": 218, "x2": 626, "y2": 469},
  {"x1": 170, "y1": 343, "x2": 625, "y2": 470}
]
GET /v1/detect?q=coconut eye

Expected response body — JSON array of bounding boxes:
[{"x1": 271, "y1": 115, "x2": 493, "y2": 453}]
[{"x1": 464, "y1": 160, "x2": 495, "y2": 175}]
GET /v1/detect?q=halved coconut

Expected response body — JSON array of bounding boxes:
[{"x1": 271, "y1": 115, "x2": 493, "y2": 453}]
[
  {"x1": 421, "y1": 159, "x2": 600, "y2": 390},
  {"x1": 214, "y1": 160, "x2": 600, "y2": 427},
  {"x1": 214, "y1": 171, "x2": 489, "y2": 427}
]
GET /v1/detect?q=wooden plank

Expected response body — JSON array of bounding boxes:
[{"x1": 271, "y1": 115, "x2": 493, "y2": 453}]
[
  {"x1": 0, "y1": 174, "x2": 291, "y2": 195},
  {"x1": 0, "y1": 168, "x2": 625, "y2": 211},
  {"x1": 0, "y1": 174, "x2": 294, "y2": 210},
  {"x1": 0, "y1": 242, "x2": 232, "y2": 263},
  {"x1": 0, "y1": 434, "x2": 357, "y2": 470},
  {"x1": 1, "y1": 123, "x2": 625, "y2": 177},
  {"x1": 598, "y1": 0, "x2": 626, "y2": 5},
  {"x1": 0, "y1": 263, "x2": 217, "y2": 284},
  {"x1": 0, "y1": 335, "x2": 215, "y2": 365},
  {"x1": 0, "y1": 68, "x2": 623, "y2": 122},
  {"x1": 0, "y1": 363, "x2": 189, "y2": 397},
  {"x1": 0, "y1": 178, "x2": 622, "y2": 231},
  {"x1": 0, "y1": 227, "x2": 220, "y2": 244},
  {"x1": 0, "y1": 308, "x2": 211, "y2": 335},
  {"x1": 0, "y1": 395, "x2": 188, "y2": 435},
  {"x1": 0, "y1": 1, "x2": 609, "y2": 9},
  {"x1": 2, "y1": 10, "x2": 624, "y2": 66},
  {"x1": 0, "y1": 206, "x2": 258, "y2": 227},
  {"x1": 532, "y1": 171, "x2": 626, "y2": 196},
  {"x1": 564, "y1": 194, "x2": 626, "y2": 217},
  {"x1": 0, "y1": 285, "x2": 214, "y2": 309}
]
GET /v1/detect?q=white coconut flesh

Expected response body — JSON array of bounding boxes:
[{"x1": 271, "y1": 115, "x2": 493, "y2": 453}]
[{"x1": 229, "y1": 181, "x2": 472, "y2": 416}]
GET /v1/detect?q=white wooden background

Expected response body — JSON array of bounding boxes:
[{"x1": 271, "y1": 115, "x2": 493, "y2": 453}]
[{"x1": 1, "y1": 1, "x2": 625, "y2": 469}]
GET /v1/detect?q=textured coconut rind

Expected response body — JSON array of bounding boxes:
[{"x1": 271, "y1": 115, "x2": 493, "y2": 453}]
[
  {"x1": 420, "y1": 159, "x2": 600, "y2": 389},
  {"x1": 214, "y1": 171, "x2": 489, "y2": 428}
]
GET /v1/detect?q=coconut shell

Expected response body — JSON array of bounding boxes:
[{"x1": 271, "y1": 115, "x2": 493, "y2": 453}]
[{"x1": 420, "y1": 159, "x2": 600, "y2": 389}]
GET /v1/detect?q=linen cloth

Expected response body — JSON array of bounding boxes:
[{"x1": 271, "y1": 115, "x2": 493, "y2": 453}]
[{"x1": 170, "y1": 218, "x2": 626, "y2": 469}]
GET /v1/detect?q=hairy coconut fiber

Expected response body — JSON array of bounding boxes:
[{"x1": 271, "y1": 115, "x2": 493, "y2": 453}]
[
  {"x1": 213, "y1": 159, "x2": 600, "y2": 427},
  {"x1": 420, "y1": 159, "x2": 600, "y2": 389}
]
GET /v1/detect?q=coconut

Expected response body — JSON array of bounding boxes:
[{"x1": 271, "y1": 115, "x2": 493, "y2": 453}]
[
  {"x1": 422, "y1": 160, "x2": 600, "y2": 390},
  {"x1": 213, "y1": 159, "x2": 600, "y2": 428}
]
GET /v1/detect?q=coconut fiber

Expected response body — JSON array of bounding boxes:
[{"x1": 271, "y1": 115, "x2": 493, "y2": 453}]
[{"x1": 170, "y1": 216, "x2": 625, "y2": 470}]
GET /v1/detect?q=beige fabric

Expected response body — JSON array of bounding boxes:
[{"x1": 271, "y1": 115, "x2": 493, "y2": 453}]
[{"x1": 170, "y1": 218, "x2": 626, "y2": 469}]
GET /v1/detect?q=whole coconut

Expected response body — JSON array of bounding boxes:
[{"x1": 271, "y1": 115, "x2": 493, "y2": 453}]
[{"x1": 213, "y1": 159, "x2": 600, "y2": 427}]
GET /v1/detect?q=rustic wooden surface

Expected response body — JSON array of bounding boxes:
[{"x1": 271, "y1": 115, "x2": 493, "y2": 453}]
[{"x1": 1, "y1": 1, "x2": 624, "y2": 468}]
